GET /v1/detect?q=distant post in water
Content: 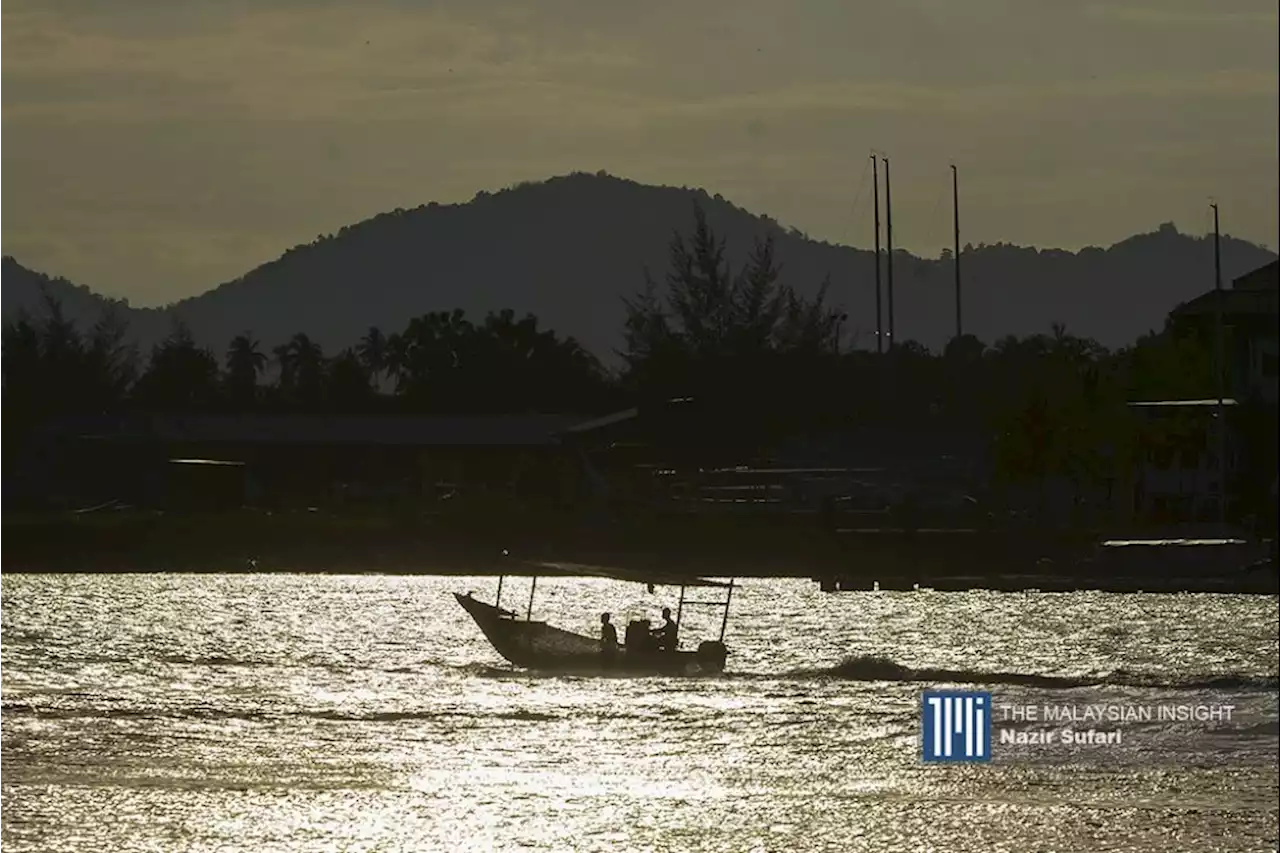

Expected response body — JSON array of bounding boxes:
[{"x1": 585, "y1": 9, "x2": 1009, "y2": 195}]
[
  {"x1": 952, "y1": 164, "x2": 963, "y2": 341},
  {"x1": 872, "y1": 154, "x2": 883, "y2": 355},
  {"x1": 882, "y1": 157, "x2": 895, "y2": 348}
]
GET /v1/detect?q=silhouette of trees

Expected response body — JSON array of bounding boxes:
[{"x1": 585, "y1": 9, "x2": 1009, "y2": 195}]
[
  {"x1": 622, "y1": 202, "x2": 841, "y2": 369},
  {"x1": 357, "y1": 326, "x2": 389, "y2": 389},
  {"x1": 2, "y1": 295, "x2": 137, "y2": 419},
  {"x1": 225, "y1": 333, "x2": 267, "y2": 405},
  {"x1": 987, "y1": 326, "x2": 1122, "y2": 491},
  {"x1": 2, "y1": 317, "x2": 42, "y2": 397},
  {"x1": 326, "y1": 348, "x2": 374, "y2": 410},
  {"x1": 618, "y1": 202, "x2": 856, "y2": 460},
  {"x1": 3, "y1": 298, "x2": 610, "y2": 419},
  {"x1": 133, "y1": 323, "x2": 221, "y2": 410},
  {"x1": 87, "y1": 306, "x2": 139, "y2": 405},
  {"x1": 386, "y1": 308, "x2": 607, "y2": 413},
  {"x1": 620, "y1": 201, "x2": 845, "y2": 451},
  {"x1": 274, "y1": 333, "x2": 327, "y2": 407},
  {"x1": 5, "y1": 261, "x2": 1261, "y2": 521}
]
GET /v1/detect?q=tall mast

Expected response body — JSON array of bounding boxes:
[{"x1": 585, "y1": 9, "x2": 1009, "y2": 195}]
[
  {"x1": 872, "y1": 154, "x2": 883, "y2": 355},
  {"x1": 1211, "y1": 202, "x2": 1226, "y2": 531},
  {"x1": 883, "y1": 156, "x2": 895, "y2": 347},
  {"x1": 952, "y1": 164, "x2": 962, "y2": 340}
]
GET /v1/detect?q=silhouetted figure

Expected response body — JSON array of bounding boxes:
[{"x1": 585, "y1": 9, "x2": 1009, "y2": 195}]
[
  {"x1": 600, "y1": 612, "x2": 619, "y2": 664},
  {"x1": 651, "y1": 607, "x2": 678, "y2": 652}
]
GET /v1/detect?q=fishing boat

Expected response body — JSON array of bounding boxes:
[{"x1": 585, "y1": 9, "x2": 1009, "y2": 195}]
[{"x1": 454, "y1": 562, "x2": 735, "y2": 676}]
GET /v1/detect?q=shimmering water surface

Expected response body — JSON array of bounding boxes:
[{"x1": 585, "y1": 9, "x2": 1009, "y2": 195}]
[{"x1": 2, "y1": 574, "x2": 1278, "y2": 853}]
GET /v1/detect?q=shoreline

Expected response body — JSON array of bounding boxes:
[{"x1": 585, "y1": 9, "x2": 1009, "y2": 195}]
[{"x1": 3, "y1": 510, "x2": 1275, "y2": 594}]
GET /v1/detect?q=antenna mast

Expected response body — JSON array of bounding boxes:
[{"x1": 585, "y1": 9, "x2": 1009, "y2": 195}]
[
  {"x1": 1211, "y1": 202, "x2": 1227, "y2": 532},
  {"x1": 872, "y1": 154, "x2": 883, "y2": 355},
  {"x1": 882, "y1": 156, "x2": 895, "y2": 347},
  {"x1": 952, "y1": 164, "x2": 962, "y2": 340}
]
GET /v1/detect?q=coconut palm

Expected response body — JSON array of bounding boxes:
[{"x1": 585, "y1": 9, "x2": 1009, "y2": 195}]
[{"x1": 225, "y1": 332, "x2": 267, "y2": 405}]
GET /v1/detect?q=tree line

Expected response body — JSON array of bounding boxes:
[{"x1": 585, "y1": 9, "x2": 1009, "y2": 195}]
[
  {"x1": 6, "y1": 201, "x2": 1265, "y2": 502},
  {"x1": 3, "y1": 303, "x2": 615, "y2": 417}
]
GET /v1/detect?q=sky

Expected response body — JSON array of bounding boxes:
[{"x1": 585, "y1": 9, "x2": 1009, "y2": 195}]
[{"x1": 3, "y1": 0, "x2": 1278, "y2": 307}]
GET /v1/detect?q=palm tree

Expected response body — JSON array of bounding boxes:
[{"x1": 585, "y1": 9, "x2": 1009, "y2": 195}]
[
  {"x1": 290, "y1": 333, "x2": 325, "y2": 379},
  {"x1": 357, "y1": 326, "x2": 389, "y2": 390},
  {"x1": 392, "y1": 311, "x2": 474, "y2": 406},
  {"x1": 273, "y1": 341, "x2": 296, "y2": 393},
  {"x1": 283, "y1": 333, "x2": 326, "y2": 405},
  {"x1": 225, "y1": 333, "x2": 267, "y2": 406}
]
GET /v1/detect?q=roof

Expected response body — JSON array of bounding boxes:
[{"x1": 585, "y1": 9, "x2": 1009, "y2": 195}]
[
  {"x1": 563, "y1": 407, "x2": 640, "y2": 434},
  {"x1": 1127, "y1": 399, "x2": 1238, "y2": 407},
  {"x1": 1171, "y1": 285, "x2": 1278, "y2": 320},
  {"x1": 43, "y1": 413, "x2": 589, "y2": 447},
  {"x1": 1101, "y1": 538, "x2": 1248, "y2": 547},
  {"x1": 525, "y1": 561, "x2": 734, "y2": 587},
  {"x1": 1233, "y1": 259, "x2": 1279, "y2": 292}
]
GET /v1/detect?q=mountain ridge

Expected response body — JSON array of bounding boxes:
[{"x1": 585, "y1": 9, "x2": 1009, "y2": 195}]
[{"x1": 4, "y1": 171, "x2": 1276, "y2": 361}]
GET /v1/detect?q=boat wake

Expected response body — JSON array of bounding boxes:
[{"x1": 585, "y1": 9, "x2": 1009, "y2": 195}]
[
  {"x1": 431, "y1": 654, "x2": 1279, "y2": 691},
  {"x1": 0, "y1": 703, "x2": 563, "y2": 724},
  {"x1": 774, "y1": 655, "x2": 1280, "y2": 691}
]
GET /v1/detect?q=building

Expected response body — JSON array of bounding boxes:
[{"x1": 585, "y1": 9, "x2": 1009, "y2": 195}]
[
  {"x1": 11, "y1": 413, "x2": 590, "y2": 511},
  {"x1": 1162, "y1": 259, "x2": 1278, "y2": 527},
  {"x1": 562, "y1": 398, "x2": 992, "y2": 521},
  {"x1": 1170, "y1": 259, "x2": 1278, "y2": 407},
  {"x1": 1126, "y1": 399, "x2": 1239, "y2": 526}
]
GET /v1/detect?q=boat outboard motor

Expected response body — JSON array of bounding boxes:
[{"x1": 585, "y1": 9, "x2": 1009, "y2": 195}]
[
  {"x1": 625, "y1": 619, "x2": 652, "y2": 653},
  {"x1": 696, "y1": 640, "x2": 728, "y2": 671}
]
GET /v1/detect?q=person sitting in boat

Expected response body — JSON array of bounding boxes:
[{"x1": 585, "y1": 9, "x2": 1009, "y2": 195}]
[
  {"x1": 651, "y1": 607, "x2": 678, "y2": 652},
  {"x1": 600, "y1": 612, "x2": 619, "y2": 661}
]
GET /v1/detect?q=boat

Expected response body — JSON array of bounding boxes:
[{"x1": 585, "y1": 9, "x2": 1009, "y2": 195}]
[{"x1": 454, "y1": 562, "x2": 735, "y2": 676}]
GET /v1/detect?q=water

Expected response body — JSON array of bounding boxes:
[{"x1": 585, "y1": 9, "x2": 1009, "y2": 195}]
[{"x1": 2, "y1": 573, "x2": 1277, "y2": 853}]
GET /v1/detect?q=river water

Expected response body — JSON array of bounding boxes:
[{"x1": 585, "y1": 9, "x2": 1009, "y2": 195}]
[{"x1": 2, "y1": 573, "x2": 1277, "y2": 853}]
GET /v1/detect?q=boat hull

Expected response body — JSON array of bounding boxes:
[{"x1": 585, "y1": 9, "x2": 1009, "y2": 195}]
[{"x1": 453, "y1": 592, "x2": 728, "y2": 676}]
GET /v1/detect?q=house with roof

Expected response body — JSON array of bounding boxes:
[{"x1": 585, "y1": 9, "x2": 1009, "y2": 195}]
[
  {"x1": 1170, "y1": 258, "x2": 1278, "y2": 407},
  {"x1": 561, "y1": 396, "x2": 995, "y2": 522},
  {"x1": 1131, "y1": 259, "x2": 1279, "y2": 529}
]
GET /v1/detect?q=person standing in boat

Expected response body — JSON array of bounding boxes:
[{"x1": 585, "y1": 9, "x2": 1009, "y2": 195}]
[
  {"x1": 651, "y1": 607, "x2": 678, "y2": 652},
  {"x1": 600, "y1": 612, "x2": 619, "y2": 664}
]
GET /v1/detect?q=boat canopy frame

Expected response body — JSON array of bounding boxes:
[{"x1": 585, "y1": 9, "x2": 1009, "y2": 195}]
[{"x1": 491, "y1": 560, "x2": 737, "y2": 644}]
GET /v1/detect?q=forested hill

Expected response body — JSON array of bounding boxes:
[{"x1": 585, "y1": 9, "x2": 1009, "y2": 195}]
[{"x1": 3, "y1": 172, "x2": 1275, "y2": 359}]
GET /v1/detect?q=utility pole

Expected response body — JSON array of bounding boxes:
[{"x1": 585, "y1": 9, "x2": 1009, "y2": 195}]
[
  {"x1": 882, "y1": 156, "x2": 895, "y2": 348},
  {"x1": 1211, "y1": 202, "x2": 1227, "y2": 532},
  {"x1": 952, "y1": 164, "x2": 962, "y2": 341},
  {"x1": 872, "y1": 154, "x2": 883, "y2": 355}
]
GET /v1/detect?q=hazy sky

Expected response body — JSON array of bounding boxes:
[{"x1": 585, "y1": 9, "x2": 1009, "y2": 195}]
[{"x1": 3, "y1": 0, "x2": 1277, "y2": 306}]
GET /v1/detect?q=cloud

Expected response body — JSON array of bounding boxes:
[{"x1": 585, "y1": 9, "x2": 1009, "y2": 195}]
[
  {"x1": 2, "y1": 3, "x2": 618, "y2": 119},
  {"x1": 2, "y1": 0, "x2": 1276, "y2": 302},
  {"x1": 7, "y1": 0, "x2": 1275, "y2": 123},
  {"x1": 1084, "y1": 1, "x2": 1280, "y2": 27}
]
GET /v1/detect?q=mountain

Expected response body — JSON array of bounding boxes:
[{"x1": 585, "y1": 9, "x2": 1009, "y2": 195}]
[{"x1": 4, "y1": 172, "x2": 1276, "y2": 361}]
